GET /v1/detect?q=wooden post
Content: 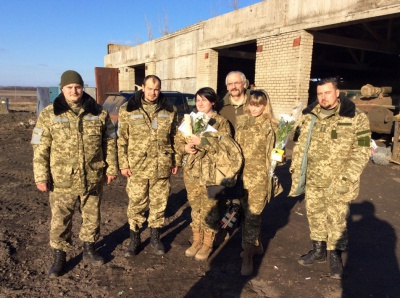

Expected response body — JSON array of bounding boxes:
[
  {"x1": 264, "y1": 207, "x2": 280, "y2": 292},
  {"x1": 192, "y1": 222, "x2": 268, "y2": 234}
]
[{"x1": 392, "y1": 114, "x2": 400, "y2": 162}]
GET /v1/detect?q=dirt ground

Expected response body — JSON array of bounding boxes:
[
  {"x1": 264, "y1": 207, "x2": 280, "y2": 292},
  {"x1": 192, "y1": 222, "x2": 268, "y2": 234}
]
[{"x1": 0, "y1": 110, "x2": 399, "y2": 298}]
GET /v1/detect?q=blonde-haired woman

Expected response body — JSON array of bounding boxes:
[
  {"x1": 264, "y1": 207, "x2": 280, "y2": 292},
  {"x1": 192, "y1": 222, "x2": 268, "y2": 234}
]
[{"x1": 235, "y1": 89, "x2": 277, "y2": 275}]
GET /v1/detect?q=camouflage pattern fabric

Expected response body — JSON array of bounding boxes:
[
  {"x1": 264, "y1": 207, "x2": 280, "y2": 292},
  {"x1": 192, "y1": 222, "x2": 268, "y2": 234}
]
[
  {"x1": 181, "y1": 132, "x2": 243, "y2": 187},
  {"x1": 175, "y1": 112, "x2": 231, "y2": 232},
  {"x1": 289, "y1": 99, "x2": 370, "y2": 250},
  {"x1": 235, "y1": 114, "x2": 276, "y2": 245},
  {"x1": 126, "y1": 177, "x2": 170, "y2": 231},
  {"x1": 183, "y1": 170, "x2": 220, "y2": 232},
  {"x1": 31, "y1": 95, "x2": 118, "y2": 194},
  {"x1": 305, "y1": 186, "x2": 348, "y2": 251},
  {"x1": 174, "y1": 112, "x2": 231, "y2": 167},
  {"x1": 117, "y1": 100, "x2": 177, "y2": 179},
  {"x1": 118, "y1": 98, "x2": 177, "y2": 231},
  {"x1": 49, "y1": 192, "x2": 101, "y2": 251},
  {"x1": 31, "y1": 93, "x2": 117, "y2": 250}
]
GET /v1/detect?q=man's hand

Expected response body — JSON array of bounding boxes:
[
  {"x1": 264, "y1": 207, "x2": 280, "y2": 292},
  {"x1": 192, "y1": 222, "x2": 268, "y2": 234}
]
[
  {"x1": 36, "y1": 182, "x2": 48, "y2": 192},
  {"x1": 106, "y1": 175, "x2": 117, "y2": 185},
  {"x1": 121, "y1": 168, "x2": 132, "y2": 178},
  {"x1": 171, "y1": 166, "x2": 178, "y2": 175}
]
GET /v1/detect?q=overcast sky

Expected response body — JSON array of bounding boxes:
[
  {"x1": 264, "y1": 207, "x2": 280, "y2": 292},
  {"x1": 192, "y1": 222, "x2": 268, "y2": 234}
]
[{"x1": 0, "y1": 0, "x2": 261, "y2": 87}]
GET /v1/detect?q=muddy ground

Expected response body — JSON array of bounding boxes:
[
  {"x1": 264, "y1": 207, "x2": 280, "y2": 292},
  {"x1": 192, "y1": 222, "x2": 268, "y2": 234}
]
[{"x1": 0, "y1": 110, "x2": 399, "y2": 298}]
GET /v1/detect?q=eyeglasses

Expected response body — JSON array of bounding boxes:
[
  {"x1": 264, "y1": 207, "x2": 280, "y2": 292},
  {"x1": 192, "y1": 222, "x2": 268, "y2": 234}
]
[{"x1": 227, "y1": 81, "x2": 244, "y2": 87}]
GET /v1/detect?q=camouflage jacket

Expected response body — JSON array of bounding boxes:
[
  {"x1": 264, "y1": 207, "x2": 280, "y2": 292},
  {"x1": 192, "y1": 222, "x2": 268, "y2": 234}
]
[
  {"x1": 236, "y1": 115, "x2": 276, "y2": 195},
  {"x1": 174, "y1": 111, "x2": 231, "y2": 167},
  {"x1": 182, "y1": 131, "x2": 243, "y2": 187},
  {"x1": 31, "y1": 92, "x2": 118, "y2": 194},
  {"x1": 289, "y1": 97, "x2": 371, "y2": 201},
  {"x1": 117, "y1": 91, "x2": 178, "y2": 179}
]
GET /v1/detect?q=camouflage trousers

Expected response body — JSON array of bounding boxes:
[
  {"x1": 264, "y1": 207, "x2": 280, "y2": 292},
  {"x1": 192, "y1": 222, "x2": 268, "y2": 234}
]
[
  {"x1": 49, "y1": 191, "x2": 101, "y2": 251},
  {"x1": 184, "y1": 170, "x2": 220, "y2": 233},
  {"x1": 305, "y1": 186, "x2": 349, "y2": 251},
  {"x1": 126, "y1": 177, "x2": 170, "y2": 232},
  {"x1": 240, "y1": 181, "x2": 268, "y2": 246}
]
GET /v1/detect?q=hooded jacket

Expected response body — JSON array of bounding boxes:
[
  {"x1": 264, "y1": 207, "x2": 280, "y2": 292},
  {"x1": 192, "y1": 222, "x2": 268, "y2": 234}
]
[
  {"x1": 31, "y1": 92, "x2": 118, "y2": 194},
  {"x1": 117, "y1": 90, "x2": 178, "y2": 179},
  {"x1": 289, "y1": 96, "x2": 370, "y2": 201}
]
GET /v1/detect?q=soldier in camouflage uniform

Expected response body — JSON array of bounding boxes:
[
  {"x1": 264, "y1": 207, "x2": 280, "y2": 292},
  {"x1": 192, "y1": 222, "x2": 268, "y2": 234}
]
[
  {"x1": 235, "y1": 90, "x2": 277, "y2": 276},
  {"x1": 31, "y1": 70, "x2": 118, "y2": 278},
  {"x1": 118, "y1": 75, "x2": 178, "y2": 257},
  {"x1": 289, "y1": 77, "x2": 370, "y2": 279},
  {"x1": 175, "y1": 87, "x2": 231, "y2": 261}
]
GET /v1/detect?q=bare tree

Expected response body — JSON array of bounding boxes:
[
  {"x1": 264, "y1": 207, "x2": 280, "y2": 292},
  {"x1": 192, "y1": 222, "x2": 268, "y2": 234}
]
[
  {"x1": 158, "y1": 11, "x2": 169, "y2": 36},
  {"x1": 134, "y1": 35, "x2": 142, "y2": 45},
  {"x1": 145, "y1": 16, "x2": 153, "y2": 41},
  {"x1": 230, "y1": 0, "x2": 238, "y2": 10}
]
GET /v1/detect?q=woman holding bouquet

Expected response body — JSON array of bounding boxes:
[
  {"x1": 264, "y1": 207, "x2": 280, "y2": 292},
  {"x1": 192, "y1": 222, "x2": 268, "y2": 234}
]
[
  {"x1": 235, "y1": 89, "x2": 277, "y2": 275},
  {"x1": 174, "y1": 87, "x2": 231, "y2": 261}
]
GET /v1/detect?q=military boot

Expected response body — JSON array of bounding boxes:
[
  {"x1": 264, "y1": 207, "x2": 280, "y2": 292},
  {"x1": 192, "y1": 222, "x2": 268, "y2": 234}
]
[
  {"x1": 83, "y1": 242, "x2": 104, "y2": 267},
  {"x1": 48, "y1": 249, "x2": 66, "y2": 278},
  {"x1": 298, "y1": 241, "x2": 327, "y2": 266},
  {"x1": 241, "y1": 243, "x2": 258, "y2": 276},
  {"x1": 185, "y1": 227, "x2": 203, "y2": 257},
  {"x1": 125, "y1": 230, "x2": 141, "y2": 257},
  {"x1": 329, "y1": 250, "x2": 343, "y2": 279},
  {"x1": 150, "y1": 228, "x2": 165, "y2": 255},
  {"x1": 241, "y1": 236, "x2": 263, "y2": 258},
  {"x1": 195, "y1": 230, "x2": 215, "y2": 261}
]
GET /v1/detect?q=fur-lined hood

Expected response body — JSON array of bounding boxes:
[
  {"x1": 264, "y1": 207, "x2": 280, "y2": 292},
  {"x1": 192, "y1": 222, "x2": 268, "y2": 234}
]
[
  {"x1": 126, "y1": 90, "x2": 174, "y2": 113},
  {"x1": 53, "y1": 92, "x2": 101, "y2": 116},
  {"x1": 303, "y1": 94, "x2": 356, "y2": 118}
]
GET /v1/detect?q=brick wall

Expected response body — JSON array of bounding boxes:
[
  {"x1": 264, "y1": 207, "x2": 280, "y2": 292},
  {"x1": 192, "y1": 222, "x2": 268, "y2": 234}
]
[
  {"x1": 196, "y1": 49, "x2": 219, "y2": 92},
  {"x1": 255, "y1": 30, "x2": 313, "y2": 117},
  {"x1": 119, "y1": 67, "x2": 135, "y2": 91}
]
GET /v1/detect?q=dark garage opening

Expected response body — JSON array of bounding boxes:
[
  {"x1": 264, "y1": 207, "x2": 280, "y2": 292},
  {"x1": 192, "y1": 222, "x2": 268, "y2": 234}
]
[{"x1": 216, "y1": 42, "x2": 257, "y2": 98}]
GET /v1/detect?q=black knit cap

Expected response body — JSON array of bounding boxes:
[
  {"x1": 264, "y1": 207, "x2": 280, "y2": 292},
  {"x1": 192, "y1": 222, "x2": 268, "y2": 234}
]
[{"x1": 60, "y1": 70, "x2": 84, "y2": 88}]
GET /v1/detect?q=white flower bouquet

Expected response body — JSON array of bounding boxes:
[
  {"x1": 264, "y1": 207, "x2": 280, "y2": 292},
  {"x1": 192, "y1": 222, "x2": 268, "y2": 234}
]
[
  {"x1": 269, "y1": 103, "x2": 304, "y2": 197},
  {"x1": 178, "y1": 112, "x2": 216, "y2": 136}
]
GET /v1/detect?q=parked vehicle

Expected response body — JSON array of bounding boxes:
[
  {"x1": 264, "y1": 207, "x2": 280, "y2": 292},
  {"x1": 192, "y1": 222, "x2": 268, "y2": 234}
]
[
  {"x1": 162, "y1": 91, "x2": 195, "y2": 121},
  {"x1": 102, "y1": 91, "x2": 195, "y2": 125},
  {"x1": 102, "y1": 91, "x2": 135, "y2": 125}
]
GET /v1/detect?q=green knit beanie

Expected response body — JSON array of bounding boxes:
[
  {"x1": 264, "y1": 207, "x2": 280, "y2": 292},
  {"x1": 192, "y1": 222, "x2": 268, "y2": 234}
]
[{"x1": 60, "y1": 70, "x2": 84, "y2": 88}]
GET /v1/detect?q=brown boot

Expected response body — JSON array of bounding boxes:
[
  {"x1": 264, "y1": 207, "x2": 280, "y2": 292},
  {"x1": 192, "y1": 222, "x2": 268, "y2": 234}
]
[
  {"x1": 241, "y1": 243, "x2": 256, "y2": 276},
  {"x1": 195, "y1": 230, "x2": 215, "y2": 261},
  {"x1": 185, "y1": 227, "x2": 203, "y2": 257},
  {"x1": 241, "y1": 238, "x2": 263, "y2": 258}
]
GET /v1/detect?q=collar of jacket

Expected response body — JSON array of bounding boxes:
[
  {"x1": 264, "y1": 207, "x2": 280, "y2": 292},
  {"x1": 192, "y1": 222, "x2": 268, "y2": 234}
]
[
  {"x1": 302, "y1": 94, "x2": 356, "y2": 118},
  {"x1": 53, "y1": 92, "x2": 100, "y2": 116},
  {"x1": 221, "y1": 89, "x2": 251, "y2": 107},
  {"x1": 126, "y1": 90, "x2": 174, "y2": 113}
]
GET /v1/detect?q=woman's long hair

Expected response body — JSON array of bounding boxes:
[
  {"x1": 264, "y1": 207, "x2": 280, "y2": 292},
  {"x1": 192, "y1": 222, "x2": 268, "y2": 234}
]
[{"x1": 245, "y1": 89, "x2": 278, "y2": 124}]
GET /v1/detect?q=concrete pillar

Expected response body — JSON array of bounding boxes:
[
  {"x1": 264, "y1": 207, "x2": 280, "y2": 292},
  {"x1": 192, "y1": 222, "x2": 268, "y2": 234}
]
[
  {"x1": 196, "y1": 49, "x2": 218, "y2": 91},
  {"x1": 255, "y1": 30, "x2": 313, "y2": 116},
  {"x1": 145, "y1": 61, "x2": 157, "y2": 77},
  {"x1": 119, "y1": 67, "x2": 135, "y2": 91}
]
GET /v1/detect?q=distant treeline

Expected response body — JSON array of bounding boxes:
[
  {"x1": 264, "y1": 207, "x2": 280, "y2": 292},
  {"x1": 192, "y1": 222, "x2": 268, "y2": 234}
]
[{"x1": 0, "y1": 86, "x2": 37, "y2": 91}]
